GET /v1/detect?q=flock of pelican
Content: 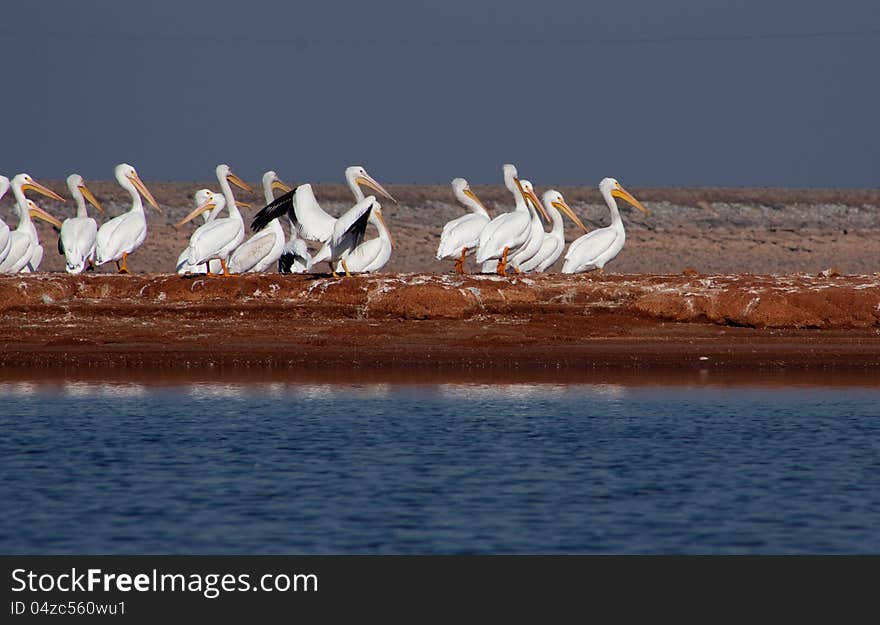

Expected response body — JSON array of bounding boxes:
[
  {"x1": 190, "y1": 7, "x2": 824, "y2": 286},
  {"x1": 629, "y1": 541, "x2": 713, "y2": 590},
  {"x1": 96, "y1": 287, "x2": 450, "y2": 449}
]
[
  {"x1": 437, "y1": 163, "x2": 648, "y2": 275},
  {"x1": 0, "y1": 162, "x2": 647, "y2": 277}
]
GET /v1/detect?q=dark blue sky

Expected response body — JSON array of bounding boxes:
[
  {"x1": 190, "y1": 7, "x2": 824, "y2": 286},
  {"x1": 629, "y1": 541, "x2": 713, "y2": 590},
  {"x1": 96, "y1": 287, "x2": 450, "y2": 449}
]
[{"x1": 2, "y1": 1, "x2": 878, "y2": 187}]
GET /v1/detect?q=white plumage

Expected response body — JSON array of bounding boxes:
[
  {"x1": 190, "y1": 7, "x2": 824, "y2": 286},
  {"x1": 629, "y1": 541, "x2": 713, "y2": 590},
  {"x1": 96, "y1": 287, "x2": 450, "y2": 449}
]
[
  {"x1": 59, "y1": 174, "x2": 103, "y2": 274},
  {"x1": 0, "y1": 176, "x2": 11, "y2": 267},
  {"x1": 176, "y1": 189, "x2": 224, "y2": 275},
  {"x1": 436, "y1": 177, "x2": 490, "y2": 273},
  {"x1": 251, "y1": 165, "x2": 395, "y2": 275},
  {"x1": 0, "y1": 173, "x2": 65, "y2": 273},
  {"x1": 516, "y1": 190, "x2": 588, "y2": 273},
  {"x1": 475, "y1": 168, "x2": 545, "y2": 275},
  {"x1": 177, "y1": 164, "x2": 253, "y2": 276},
  {"x1": 562, "y1": 177, "x2": 649, "y2": 274},
  {"x1": 334, "y1": 201, "x2": 393, "y2": 274},
  {"x1": 95, "y1": 163, "x2": 161, "y2": 273},
  {"x1": 228, "y1": 171, "x2": 291, "y2": 274}
]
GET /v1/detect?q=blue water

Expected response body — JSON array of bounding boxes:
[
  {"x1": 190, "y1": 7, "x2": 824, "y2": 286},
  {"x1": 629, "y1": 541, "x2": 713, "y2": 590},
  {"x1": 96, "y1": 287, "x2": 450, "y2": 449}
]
[{"x1": 1, "y1": 381, "x2": 879, "y2": 554}]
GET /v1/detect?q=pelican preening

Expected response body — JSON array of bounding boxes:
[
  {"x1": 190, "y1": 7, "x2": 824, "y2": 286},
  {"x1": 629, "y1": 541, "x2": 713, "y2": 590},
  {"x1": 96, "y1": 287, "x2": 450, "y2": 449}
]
[
  {"x1": 95, "y1": 163, "x2": 161, "y2": 274},
  {"x1": 0, "y1": 173, "x2": 65, "y2": 273},
  {"x1": 59, "y1": 174, "x2": 103, "y2": 274},
  {"x1": 436, "y1": 178, "x2": 490, "y2": 274},
  {"x1": 177, "y1": 164, "x2": 253, "y2": 276},
  {"x1": 562, "y1": 178, "x2": 648, "y2": 274}
]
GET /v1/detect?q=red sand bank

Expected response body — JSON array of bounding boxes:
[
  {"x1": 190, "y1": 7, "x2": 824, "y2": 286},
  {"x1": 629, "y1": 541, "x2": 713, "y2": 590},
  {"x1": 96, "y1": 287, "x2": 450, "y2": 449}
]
[{"x1": 0, "y1": 272, "x2": 878, "y2": 371}]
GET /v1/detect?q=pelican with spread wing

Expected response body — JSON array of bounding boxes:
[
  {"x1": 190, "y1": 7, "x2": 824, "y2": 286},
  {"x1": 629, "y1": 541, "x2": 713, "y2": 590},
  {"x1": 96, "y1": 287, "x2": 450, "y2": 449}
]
[{"x1": 251, "y1": 165, "x2": 395, "y2": 273}]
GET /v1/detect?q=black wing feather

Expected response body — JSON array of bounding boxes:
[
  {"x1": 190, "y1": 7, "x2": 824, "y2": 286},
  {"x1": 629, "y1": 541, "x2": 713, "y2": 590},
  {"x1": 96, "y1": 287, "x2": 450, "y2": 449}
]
[
  {"x1": 251, "y1": 187, "x2": 297, "y2": 232},
  {"x1": 57, "y1": 236, "x2": 64, "y2": 255},
  {"x1": 335, "y1": 203, "x2": 373, "y2": 255},
  {"x1": 278, "y1": 252, "x2": 295, "y2": 273}
]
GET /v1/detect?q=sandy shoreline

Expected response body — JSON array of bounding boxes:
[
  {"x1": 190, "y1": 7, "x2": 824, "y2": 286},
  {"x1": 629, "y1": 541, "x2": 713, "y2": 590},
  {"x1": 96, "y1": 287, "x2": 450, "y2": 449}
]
[{"x1": 1, "y1": 273, "x2": 878, "y2": 374}]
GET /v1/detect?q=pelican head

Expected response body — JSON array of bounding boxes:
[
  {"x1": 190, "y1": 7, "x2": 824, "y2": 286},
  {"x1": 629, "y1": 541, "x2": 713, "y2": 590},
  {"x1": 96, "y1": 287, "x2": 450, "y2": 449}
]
[
  {"x1": 176, "y1": 189, "x2": 225, "y2": 227},
  {"x1": 66, "y1": 174, "x2": 103, "y2": 213},
  {"x1": 25, "y1": 199, "x2": 63, "y2": 228},
  {"x1": 0, "y1": 175, "x2": 10, "y2": 200},
  {"x1": 13, "y1": 173, "x2": 66, "y2": 202},
  {"x1": 262, "y1": 170, "x2": 293, "y2": 195},
  {"x1": 451, "y1": 177, "x2": 488, "y2": 213},
  {"x1": 544, "y1": 190, "x2": 589, "y2": 233},
  {"x1": 115, "y1": 163, "x2": 161, "y2": 213},
  {"x1": 346, "y1": 165, "x2": 396, "y2": 203},
  {"x1": 514, "y1": 178, "x2": 549, "y2": 222},
  {"x1": 216, "y1": 163, "x2": 254, "y2": 196},
  {"x1": 600, "y1": 177, "x2": 649, "y2": 215}
]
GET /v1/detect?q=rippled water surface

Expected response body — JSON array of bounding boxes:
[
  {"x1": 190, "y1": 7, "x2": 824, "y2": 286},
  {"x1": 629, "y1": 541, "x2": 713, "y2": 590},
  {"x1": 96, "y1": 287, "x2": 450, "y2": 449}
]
[{"x1": 2, "y1": 378, "x2": 879, "y2": 553}]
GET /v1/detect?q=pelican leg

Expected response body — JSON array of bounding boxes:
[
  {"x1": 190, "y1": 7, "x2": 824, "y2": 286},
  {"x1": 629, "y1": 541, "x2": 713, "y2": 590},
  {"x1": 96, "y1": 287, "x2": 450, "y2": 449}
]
[
  {"x1": 454, "y1": 247, "x2": 467, "y2": 274},
  {"x1": 220, "y1": 258, "x2": 232, "y2": 277},
  {"x1": 342, "y1": 259, "x2": 352, "y2": 278},
  {"x1": 496, "y1": 247, "x2": 509, "y2": 276},
  {"x1": 86, "y1": 258, "x2": 95, "y2": 272},
  {"x1": 118, "y1": 252, "x2": 130, "y2": 274},
  {"x1": 204, "y1": 262, "x2": 216, "y2": 277}
]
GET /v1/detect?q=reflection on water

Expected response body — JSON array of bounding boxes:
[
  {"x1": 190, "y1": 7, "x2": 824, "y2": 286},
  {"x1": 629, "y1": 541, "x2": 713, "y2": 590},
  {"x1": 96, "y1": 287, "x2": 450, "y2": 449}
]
[
  {"x1": 1, "y1": 373, "x2": 878, "y2": 554},
  {"x1": 61, "y1": 381, "x2": 148, "y2": 398},
  {"x1": 187, "y1": 384, "x2": 248, "y2": 399},
  {"x1": 1, "y1": 364, "x2": 879, "y2": 391},
  {"x1": 0, "y1": 382, "x2": 38, "y2": 397}
]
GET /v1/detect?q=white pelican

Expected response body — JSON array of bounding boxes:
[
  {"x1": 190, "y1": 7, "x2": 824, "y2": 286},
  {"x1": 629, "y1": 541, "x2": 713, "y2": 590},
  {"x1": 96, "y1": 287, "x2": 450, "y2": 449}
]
[
  {"x1": 0, "y1": 176, "x2": 11, "y2": 266},
  {"x1": 228, "y1": 171, "x2": 291, "y2": 274},
  {"x1": 334, "y1": 201, "x2": 393, "y2": 274},
  {"x1": 517, "y1": 190, "x2": 588, "y2": 273},
  {"x1": 176, "y1": 164, "x2": 253, "y2": 276},
  {"x1": 0, "y1": 174, "x2": 65, "y2": 273},
  {"x1": 506, "y1": 179, "x2": 550, "y2": 273},
  {"x1": 95, "y1": 163, "x2": 161, "y2": 273},
  {"x1": 476, "y1": 172, "x2": 546, "y2": 275},
  {"x1": 436, "y1": 178, "x2": 490, "y2": 274},
  {"x1": 59, "y1": 174, "x2": 104, "y2": 274},
  {"x1": 175, "y1": 189, "x2": 225, "y2": 275},
  {"x1": 562, "y1": 177, "x2": 649, "y2": 274},
  {"x1": 252, "y1": 165, "x2": 395, "y2": 272}
]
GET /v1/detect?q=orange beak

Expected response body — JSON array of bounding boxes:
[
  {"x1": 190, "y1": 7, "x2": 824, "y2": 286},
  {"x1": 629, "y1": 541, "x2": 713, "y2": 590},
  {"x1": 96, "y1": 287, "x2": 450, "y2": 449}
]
[
  {"x1": 22, "y1": 179, "x2": 66, "y2": 202},
  {"x1": 128, "y1": 172, "x2": 162, "y2": 213}
]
